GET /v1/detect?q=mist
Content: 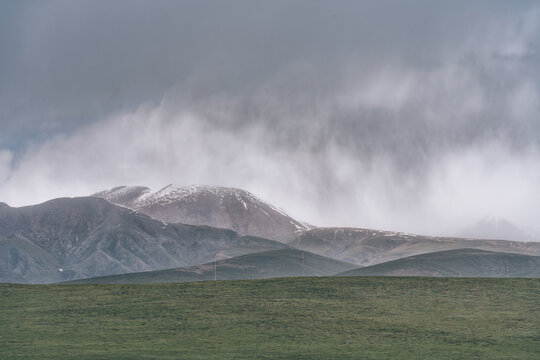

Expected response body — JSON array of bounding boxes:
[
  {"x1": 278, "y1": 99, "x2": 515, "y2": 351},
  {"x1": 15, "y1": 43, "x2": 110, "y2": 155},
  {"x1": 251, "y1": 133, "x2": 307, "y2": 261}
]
[{"x1": 1, "y1": 1, "x2": 539, "y2": 236}]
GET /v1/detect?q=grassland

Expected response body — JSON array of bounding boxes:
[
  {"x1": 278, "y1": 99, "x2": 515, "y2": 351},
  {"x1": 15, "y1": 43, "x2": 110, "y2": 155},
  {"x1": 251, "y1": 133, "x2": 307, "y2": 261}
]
[{"x1": 1, "y1": 277, "x2": 539, "y2": 359}]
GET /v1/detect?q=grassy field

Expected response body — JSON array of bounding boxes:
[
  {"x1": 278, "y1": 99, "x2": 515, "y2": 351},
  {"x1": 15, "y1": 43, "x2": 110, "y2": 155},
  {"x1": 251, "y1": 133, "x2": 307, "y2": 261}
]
[{"x1": 1, "y1": 277, "x2": 539, "y2": 359}]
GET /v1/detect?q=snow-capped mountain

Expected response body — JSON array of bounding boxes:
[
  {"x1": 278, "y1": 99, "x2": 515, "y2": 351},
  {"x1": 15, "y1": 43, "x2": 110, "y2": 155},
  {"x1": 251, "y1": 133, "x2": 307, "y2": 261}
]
[
  {"x1": 93, "y1": 185, "x2": 309, "y2": 242},
  {"x1": 458, "y1": 215, "x2": 538, "y2": 243}
]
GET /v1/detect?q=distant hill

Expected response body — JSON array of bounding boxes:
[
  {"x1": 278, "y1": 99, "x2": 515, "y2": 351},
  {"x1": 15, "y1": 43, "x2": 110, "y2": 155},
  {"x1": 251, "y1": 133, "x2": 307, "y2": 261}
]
[
  {"x1": 94, "y1": 185, "x2": 309, "y2": 242},
  {"x1": 337, "y1": 249, "x2": 540, "y2": 278},
  {"x1": 0, "y1": 197, "x2": 287, "y2": 283},
  {"x1": 458, "y1": 215, "x2": 539, "y2": 242},
  {"x1": 289, "y1": 227, "x2": 540, "y2": 266},
  {"x1": 65, "y1": 249, "x2": 357, "y2": 284}
]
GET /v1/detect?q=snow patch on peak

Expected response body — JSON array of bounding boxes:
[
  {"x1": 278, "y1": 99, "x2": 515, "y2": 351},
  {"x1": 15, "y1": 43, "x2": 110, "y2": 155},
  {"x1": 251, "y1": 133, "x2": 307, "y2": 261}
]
[
  {"x1": 94, "y1": 185, "x2": 149, "y2": 196},
  {"x1": 133, "y1": 184, "x2": 259, "y2": 209},
  {"x1": 240, "y1": 190, "x2": 292, "y2": 218},
  {"x1": 479, "y1": 215, "x2": 510, "y2": 229},
  {"x1": 151, "y1": 184, "x2": 247, "y2": 199},
  {"x1": 92, "y1": 186, "x2": 150, "y2": 207}
]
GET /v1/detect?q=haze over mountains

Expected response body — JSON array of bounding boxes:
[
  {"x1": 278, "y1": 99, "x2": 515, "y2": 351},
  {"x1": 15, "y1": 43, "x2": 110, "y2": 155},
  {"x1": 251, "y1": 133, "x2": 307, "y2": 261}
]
[
  {"x1": 1, "y1": 184, "x2": 539, "y2": 284},
  {"x1": 458, "y1": 215, "x2": 540, "y2": 243}
]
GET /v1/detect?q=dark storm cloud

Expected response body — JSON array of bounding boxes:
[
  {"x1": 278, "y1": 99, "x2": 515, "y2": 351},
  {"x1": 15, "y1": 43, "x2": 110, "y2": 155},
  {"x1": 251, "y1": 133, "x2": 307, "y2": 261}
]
[
  {"x1": 2, "y1": 1, "x2": 534, "y2": 140},
  {"x1": 1, "y1": 1, "x2": 539, "y2": 235}
]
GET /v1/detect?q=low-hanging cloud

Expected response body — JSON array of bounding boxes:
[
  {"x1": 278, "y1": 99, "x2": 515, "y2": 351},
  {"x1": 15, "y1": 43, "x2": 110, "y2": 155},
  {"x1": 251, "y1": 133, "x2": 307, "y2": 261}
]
[
  {"x1": 1, "y1": 1, "x2": 539, "y2": 235},
  {"x1": 2, "y1": 73, "x2": 539, "y2": 236},
  {"x1": 0, "y1": 150, "x2": 13, "y2": 185}
]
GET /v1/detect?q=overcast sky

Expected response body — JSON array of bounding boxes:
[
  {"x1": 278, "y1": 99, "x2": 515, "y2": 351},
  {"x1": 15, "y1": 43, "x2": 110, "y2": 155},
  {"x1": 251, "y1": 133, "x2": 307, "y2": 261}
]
[{"x1": 1, "y1": 0, "x2": 539, "y2": 235}]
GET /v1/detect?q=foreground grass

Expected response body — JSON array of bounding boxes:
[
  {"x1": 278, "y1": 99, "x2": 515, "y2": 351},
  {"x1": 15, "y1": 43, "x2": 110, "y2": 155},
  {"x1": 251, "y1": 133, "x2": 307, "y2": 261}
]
[{"x1": 1, "y1": 277, "x2": 539, "y2": 359}]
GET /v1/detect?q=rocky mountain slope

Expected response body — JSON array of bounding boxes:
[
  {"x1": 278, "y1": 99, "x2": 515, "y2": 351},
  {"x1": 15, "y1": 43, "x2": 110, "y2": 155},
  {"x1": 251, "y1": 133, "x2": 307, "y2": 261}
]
[
  {"x1": 0, "y1": 197, "x2": 287, "y2": 283},
  {"x1": 94, "y1": 185, "x2": 309, "y2": 242},
  {"x1": 337, "y1": 249, "x2": 540, "y2": 277},
  {"x1": 65, "y1": 249, "x2": 357, "y2": 284},
  {"x1": 289, "y1": 227, "x2": 540, "y2": 266}
]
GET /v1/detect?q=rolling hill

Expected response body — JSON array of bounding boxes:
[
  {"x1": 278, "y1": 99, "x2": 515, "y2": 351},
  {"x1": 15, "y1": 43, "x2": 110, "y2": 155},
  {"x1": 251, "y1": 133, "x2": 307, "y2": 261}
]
[
  {"x1": 65, "y1": 248, "x2": 357, "y2": 284},
  {"x1": 289, "y1": 227, "x2": 540, "y2": 266},
  {"x1": 0, "y1": 197, "x2": 287, "y2": 283},
  {"x1": 337, "y1": 249, "x2": 540, "y2": 277}
]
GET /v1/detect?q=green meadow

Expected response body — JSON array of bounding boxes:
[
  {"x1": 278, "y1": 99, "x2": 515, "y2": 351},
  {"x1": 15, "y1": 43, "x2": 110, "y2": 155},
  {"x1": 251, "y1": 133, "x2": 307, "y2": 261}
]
[{"x1": 1, "y1": 277, "x2": 539, "y2": 359}]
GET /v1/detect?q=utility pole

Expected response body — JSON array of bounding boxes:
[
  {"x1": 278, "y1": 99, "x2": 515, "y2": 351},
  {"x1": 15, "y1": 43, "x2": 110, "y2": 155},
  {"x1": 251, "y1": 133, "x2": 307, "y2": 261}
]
[
  {"x1": 214, "y1": 260, "x2": 217, "y2": 281},
  {"x1": 302, "y1": 251, "x2": 305, "y2": 276}
]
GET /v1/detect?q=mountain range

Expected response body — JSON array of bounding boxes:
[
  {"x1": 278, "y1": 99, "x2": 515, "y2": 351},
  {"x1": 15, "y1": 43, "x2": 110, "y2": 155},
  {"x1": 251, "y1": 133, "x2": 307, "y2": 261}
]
[{"x1": 1, "y1": 184, "x2": 539, "y2": 283}]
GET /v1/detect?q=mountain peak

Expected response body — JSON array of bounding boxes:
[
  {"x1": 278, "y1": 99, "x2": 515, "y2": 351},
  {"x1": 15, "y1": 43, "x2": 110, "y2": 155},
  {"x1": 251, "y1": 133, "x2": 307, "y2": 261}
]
[
  {"x1": 148, "y1": 184, "x2": 252, "y2": 206},
  {"x1": 458, "y1": 215, "x2": 536, "y2": 242},
  {"x1": 93, "y1": 184, "x2": 308, "y2": 242},
  {"x1": 92, "y1": 186, "x2": 151, "y2": 207},
  {"x1": 479, "y1": 215, "x2": 510, "y2": 228}
]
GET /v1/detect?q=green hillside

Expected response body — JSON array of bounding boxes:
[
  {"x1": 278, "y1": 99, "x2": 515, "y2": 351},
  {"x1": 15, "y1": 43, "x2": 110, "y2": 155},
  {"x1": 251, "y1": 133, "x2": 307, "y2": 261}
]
[
  {"x1": 1, "y1": 277, "x2": 538, "y2": 359},
  {"x1": 66, "y1": 249, "x2": 356, "y2": 284},
  {"x1": 338, "y1": 249, "x2": 540, "y2": 277}
]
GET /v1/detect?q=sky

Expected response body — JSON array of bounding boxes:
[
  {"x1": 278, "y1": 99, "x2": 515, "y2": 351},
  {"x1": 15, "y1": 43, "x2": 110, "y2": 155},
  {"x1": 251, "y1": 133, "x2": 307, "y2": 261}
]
[{"x1": 1, "y1": 0, "x2": 539, "y2": 236}]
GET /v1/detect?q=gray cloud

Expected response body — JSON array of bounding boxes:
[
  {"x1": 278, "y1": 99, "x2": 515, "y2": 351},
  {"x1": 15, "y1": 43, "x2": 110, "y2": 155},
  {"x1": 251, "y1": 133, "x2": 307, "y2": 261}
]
[{"x1": 1, "y1": 1, "x2": 539, "y2": 235}]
